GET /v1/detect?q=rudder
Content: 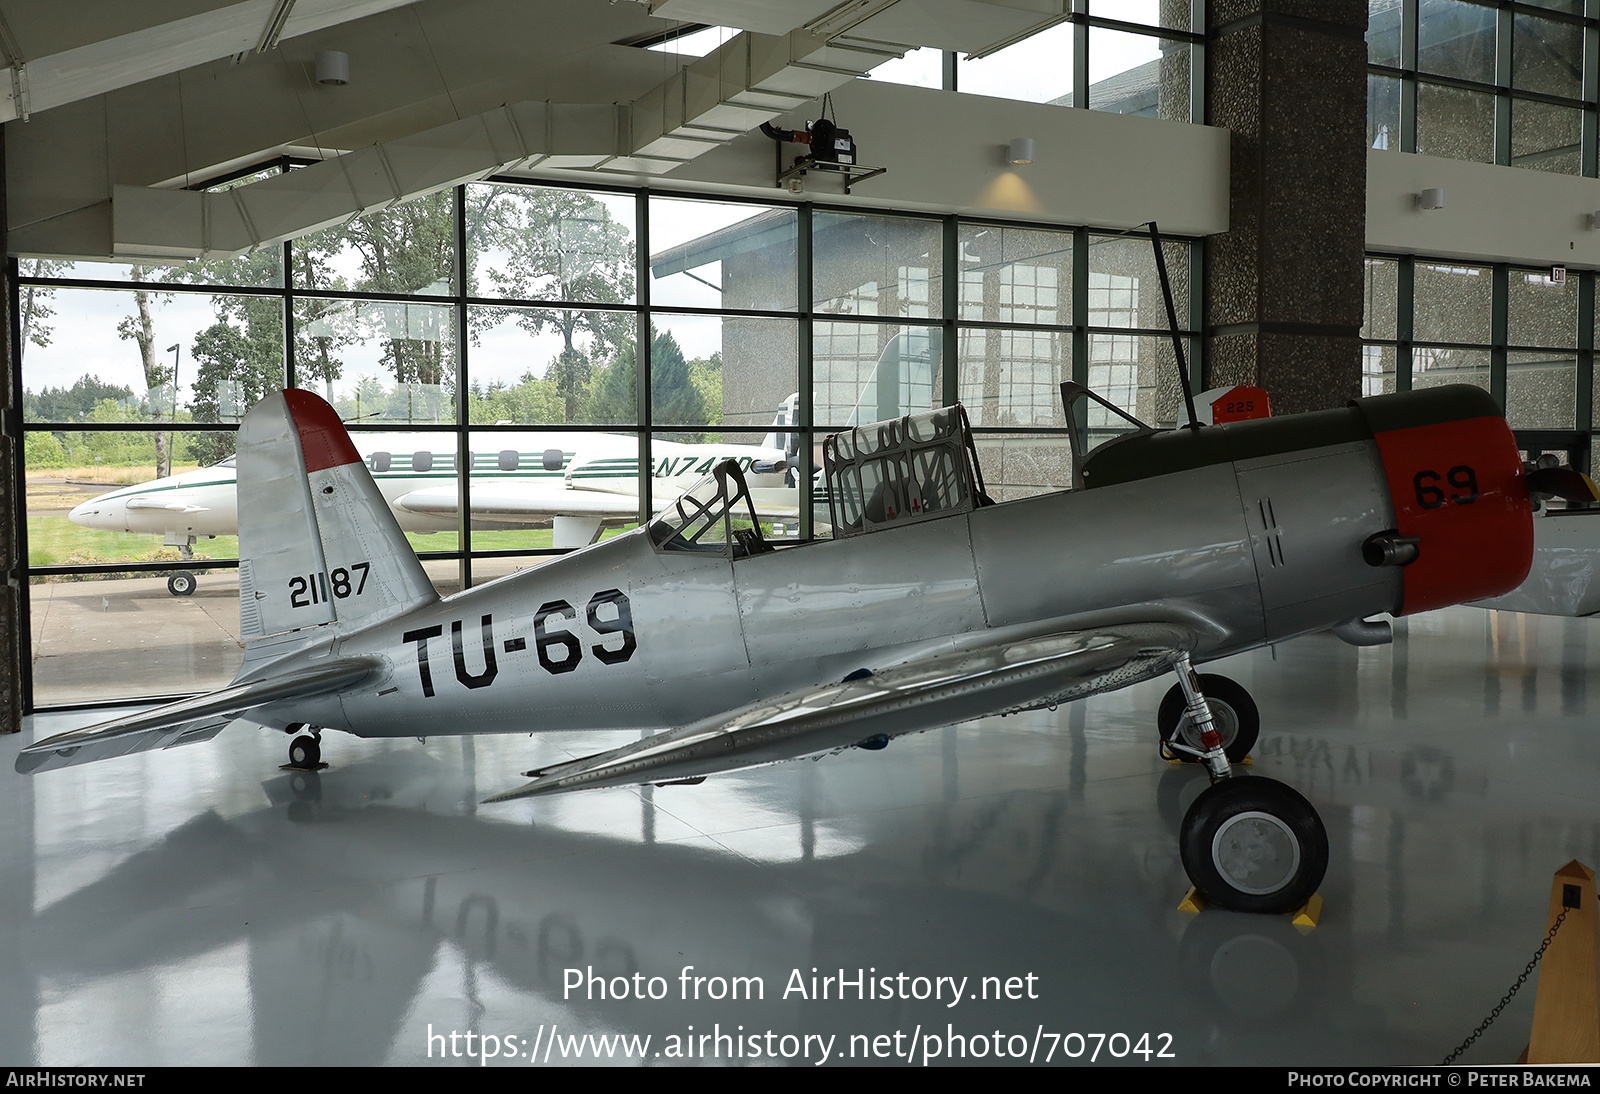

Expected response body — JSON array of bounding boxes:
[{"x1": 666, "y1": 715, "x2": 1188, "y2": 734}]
[{"x1": 237, "y1": 389, "x2": 437, "y2": 641}]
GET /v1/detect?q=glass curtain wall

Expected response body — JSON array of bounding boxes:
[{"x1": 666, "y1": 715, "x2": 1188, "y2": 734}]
[
  {"x1": 15, "y1": 176, "x2": 1197, "y2": 709},
  {"x1": 954, "y1": 0, "x2": 1203, "y2": 122},
  {"x1": 1368, "y1": 0, "x2": 1597, "y2": 174},
  {"x1": 1363, "y1": 252, "x2": 1592, "y2": 464}
]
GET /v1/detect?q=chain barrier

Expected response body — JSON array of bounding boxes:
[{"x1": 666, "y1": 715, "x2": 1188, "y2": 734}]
[{"x1": 1441, "y1": 906, "x2": 1569, "y2": 1066}]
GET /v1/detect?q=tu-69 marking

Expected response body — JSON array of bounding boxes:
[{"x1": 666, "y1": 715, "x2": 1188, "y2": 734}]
[{"x1": 403, "y1": 589, "x2": 637, "y2": 696}]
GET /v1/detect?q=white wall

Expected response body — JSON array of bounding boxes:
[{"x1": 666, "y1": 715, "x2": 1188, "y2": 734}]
[
  {"x1": 568, "y1": 80, "x2": 1233, "y2": 236},
  {"x1": 1367, "y1": 149, "x2": 1600, "y2": 267}
]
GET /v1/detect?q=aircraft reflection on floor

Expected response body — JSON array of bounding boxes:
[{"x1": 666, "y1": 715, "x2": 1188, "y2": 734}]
[{"x1": 13, "y1": 604, "x2": 1600, "y2": 1067}]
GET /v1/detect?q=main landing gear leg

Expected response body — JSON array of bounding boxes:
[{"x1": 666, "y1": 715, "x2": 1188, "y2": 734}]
[{"x1": 1170, "y1": 654, "x2": 1328, "y2": 914}]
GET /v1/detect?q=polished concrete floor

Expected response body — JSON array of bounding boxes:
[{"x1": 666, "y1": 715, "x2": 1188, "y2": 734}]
[{"x1": 3, "y1": 604, "x2": 1599, "y2": 1067}]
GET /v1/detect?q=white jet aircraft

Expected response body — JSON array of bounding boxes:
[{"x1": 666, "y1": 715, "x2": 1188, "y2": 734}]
[
  {"x1": 64, "y1": 400, "x2": 803, "y2": 595},
  {"x1": 17, "y1": 377, "x2": 1563, "y2": 915}
]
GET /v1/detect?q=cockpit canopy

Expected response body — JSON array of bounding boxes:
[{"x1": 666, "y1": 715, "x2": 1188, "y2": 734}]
[
  {"x1": 823, "y1": 405, "x2": 990, "y2": 538},
  {"x1": 649, "y1": 459, "x2": 771, "y2": 558}
]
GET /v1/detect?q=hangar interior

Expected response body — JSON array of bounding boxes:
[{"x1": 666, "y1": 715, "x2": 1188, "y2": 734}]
[{"x1": 5, "y1": 0, "x2": 1600, "y2": 1067}]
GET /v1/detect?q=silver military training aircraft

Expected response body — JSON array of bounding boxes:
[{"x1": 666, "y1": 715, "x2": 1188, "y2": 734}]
[{"x1": 16, "y1": 379, "x2": 1552, "y2": 914}]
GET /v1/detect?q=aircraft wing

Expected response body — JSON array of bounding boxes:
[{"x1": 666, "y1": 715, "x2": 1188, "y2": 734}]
[
  {"x1": 125, "y1": 494, "x2": 212, "y2": 514},
  {"x1": 397, "y1": 482, "x2": 801, "y2": 524},
  {"x1": 394, "y1": 482, "x2": 647, "y2": 522},
  {"x1": 485, "y1": 622, "x2": 1194, "y2": 802},
  {"x1": 15, "y1": 657, "x2": 383, "y2": 775}
]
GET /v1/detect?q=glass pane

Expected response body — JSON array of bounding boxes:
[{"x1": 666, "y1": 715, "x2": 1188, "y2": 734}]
[
  {"x1": 1087, "y1": 234, "x2": 1190, "y2": 330},
  {"x1": 24, "y1": 249, "x2": 285, "y2": 289},
  {"x1": 1413, "y1": 261, "x2": 1492, "y2": 345},
  {"x1": 970, "y1": 432, "x2": 1073, "y2": 502},
  {"x1": 958, "y1": 327, "x2": 1069, "y2": 428},
  {"x1": 814, "y1": 321, "x2": 942, "y2": 428},
  {"x1": 1368, "y1": 73, "x2": 1400, "y2": 150},
  {"x1": 1513, "y1": 14, "x2": 1582, "y2": 99},
  {"x1": 959, "y1": 223, "x2": 1072, "y2": 325},
  {"x1": 293, "y1": 191, "x2": 456, "y2": 296},
  {"x1": 466, "y1": 304, "x2": 635, "y2": 426},
  {"x1": 1089, "y1": 30, "x2": 1190, "y2": 123},
  {"x1": 1508, "y1": 268, "x2": 1577, "y2": 348},
  {"x1": 1417, "y1": 0, "x2": 1498, "y2": 84},
  {"x1": 465, "y1": 183, "x2": 635, "y2": 304},
  {"x1": 650, "y1": 314, "x2": 797, "y2": 438},
  {"x1": 294, "y1": 298, "x2": 456, "y2": 423},
  {"x1": 344, "y1": 429, "x2": 461, "y2": 553},
  {"x1": 958, "y1": 22, "x2": 1073, "y2": 105},
  {"x1": 1091, "y1": 0, "x2": 1193, "y2": 31},
  {"x1": 1415, "y1": 81, "x2": 1494, "y2": 164},
  {"x1": 1368, "y1": 0, "x2": 1403, "y2": 67},
  {"x1": 649, "y1": 198, "x2": 797, "y2": 311},
  {"x1": 1506, "y1": 351, "x2": 1576, "y2": 430},
  {"x1": 814, "y1": 213, "x2": 942, "y2": 319},
  {"x1": 22, "y1": 286, "x2": 284, "y2": 433},
  {"x1": 1363, "y1": 343, "x2": 1398, "y2": 397},
  {"x1": 1511, "y1": 98, "x2": 1582, "y2": 175},
  {"x1": 1412, "y1": 345, "x2": 1491, "y2": 393},
  {"x1": 465, "y1": 430, "x2": 641, "y2": 553},
  {"x1": 866, "y1": 45, "x2": 943, "y2": 88},
  {"x1": 1087, "y1": 332, "x2": 1194, "y2": 431},
  {"x1": 1363, "y1": 257, "x2": 1399, "y2": 341},
  {"x1": 25, "y1": 430, "x2": 241, "y2": 566},
  {"x1": 30, "y1": 564, "x2": 243, "y2": 706}
]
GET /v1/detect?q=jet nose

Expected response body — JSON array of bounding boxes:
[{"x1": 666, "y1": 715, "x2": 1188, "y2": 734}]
[{"x1": 68, "y1": 494, "x2": 122, "y2": 530}]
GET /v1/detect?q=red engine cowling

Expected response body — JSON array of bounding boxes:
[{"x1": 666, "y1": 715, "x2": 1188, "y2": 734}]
[{"x1": 1352, "y1": 387, "x2": 1532, "y2": 615}]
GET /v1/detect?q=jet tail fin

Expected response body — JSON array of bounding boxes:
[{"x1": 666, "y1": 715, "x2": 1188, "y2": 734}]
[{"x1": 237, "y1": 389, "x2": 437, "y2": 643}]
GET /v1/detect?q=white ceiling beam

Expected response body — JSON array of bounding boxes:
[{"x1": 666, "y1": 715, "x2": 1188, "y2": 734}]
[
  {"x1": 112, "y1": 28, "x2": 900, "y2": 259},
  {"x1": 0, "y1": 0, "x2": 415, "y2": 124}
]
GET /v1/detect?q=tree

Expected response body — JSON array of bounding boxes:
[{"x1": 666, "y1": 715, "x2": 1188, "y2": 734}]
[
  {"x1": 115, "y1": 267, "x2": 173, "y2": 476},
  {"x1": 588, "y1": 328, "x2": 707, "y2": 431},
  {"x1": 485, "y1": 189, "x2": 635, "y2": 417},
  {"x1": 23, "y1": 375, "x2": 136, "y2": 423},
  {"x1": 186, "y1": 318, "x2": 282, "y2": 464},
  {"x1": 297, "y1": 191, "x2": 456, "y2": 392},
  {"x1": 18, "y1": 258, "x2": 69, "y2": 361}
]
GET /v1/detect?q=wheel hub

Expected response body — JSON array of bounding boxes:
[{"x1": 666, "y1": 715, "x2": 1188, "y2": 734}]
[
  {"x1": 1181, "y1": 700, "x2": 1238, "y2": 749},
  {"x1": 1211, "y1": 810, "x2": 1301, "y2": 896}
]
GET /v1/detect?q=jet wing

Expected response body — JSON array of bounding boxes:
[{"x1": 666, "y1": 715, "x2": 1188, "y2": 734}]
[
  {"x1": 125, "y1": 495, "x2": 211, "y2": 514},
  {"x1": 394, "y1": 482, "x2": 647, "y2": 522},
  {"x1": 398, "y1": 482, "x2": 802, "y2": 524},
  {"x1": 485, "y1": 622, "x2": 1194, "y2": 802},
  {"x1": 15, "y1": 657, "x2": 383, "y2": 775}
]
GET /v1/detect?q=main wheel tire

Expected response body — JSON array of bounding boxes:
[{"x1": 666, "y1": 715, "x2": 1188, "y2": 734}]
[
  {"x1": 167, "y1": 571, "x2": 197, "y2": 597},
  {"x1": 1159, "y1": 674, "x2": 1259, "y2": 762},
  {"x1": 288, "y1": 735, "x2": 321, "y2": 769},
  {"x1": 1179, "y1": 776, "x2": 1328, "y2": 914}
]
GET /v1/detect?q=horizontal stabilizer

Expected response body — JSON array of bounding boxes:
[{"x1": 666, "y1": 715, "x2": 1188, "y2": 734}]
[
  {"x1": 485, "y1": 623, "x2": 1193, "y2": 802},
  {"x1": 16, "y1": 657, "x2": 383, "y2": 775}
]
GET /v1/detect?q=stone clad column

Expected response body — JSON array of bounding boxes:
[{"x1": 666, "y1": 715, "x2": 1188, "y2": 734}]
[{"x1": 1205, "y1": 0, "x2": 1369, "y2": 413}]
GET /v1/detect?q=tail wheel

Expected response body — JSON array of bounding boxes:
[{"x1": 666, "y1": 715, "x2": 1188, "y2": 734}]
[
  {"x1": 288, "y1": 735, "x2": 321, "y2": 769},
  {"x1": 1180, "y1": 776, "x2": 1328, "y2": 914},
  {"x1": 1159, "y1": 673, "x2": 1258, "y2": 762},
  {"x1": 167, "y1": 571, "x2": 197, "y2": 597}
]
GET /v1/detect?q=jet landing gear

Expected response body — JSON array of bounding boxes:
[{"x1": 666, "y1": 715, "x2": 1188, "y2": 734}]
[
  {"x1": 163, "y1": 535, "x2": 200, "y2": 597},
  {"x1": 1168, "y1": 656, "x2": 1328, "y2": 914}
]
